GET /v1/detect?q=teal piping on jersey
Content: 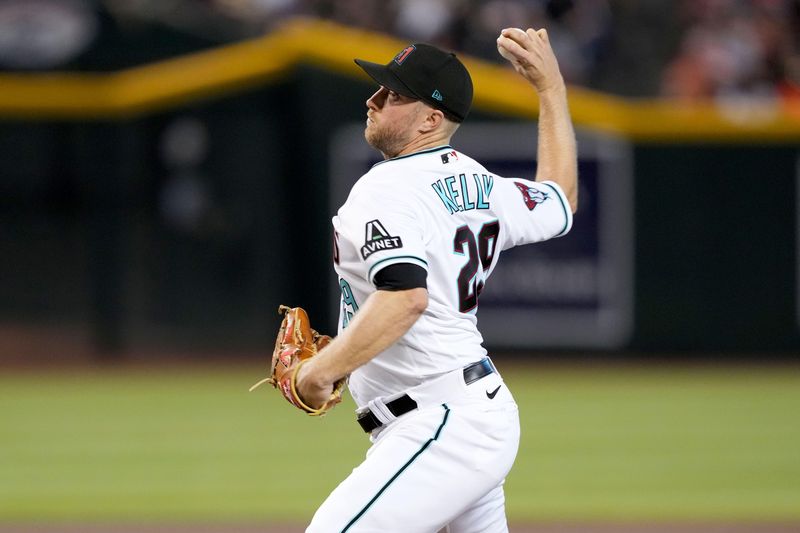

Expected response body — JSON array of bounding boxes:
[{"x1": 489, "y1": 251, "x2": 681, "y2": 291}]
[
  {"x1": 538, "y1": 181, "x2": 571, "y2": 237},
  {"x1": 341, "y1": 404, "x2": 451, "y2": 532},
  {"x1": 367, "y1": 255, "x2": 428, "y2": 282},
  {"x1": 371, "y1": 145, "x2": 454, "y2": 168}
]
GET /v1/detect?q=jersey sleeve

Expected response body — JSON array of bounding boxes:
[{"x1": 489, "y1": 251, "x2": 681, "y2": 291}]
[
  {"x1": 494, "y1": 177, "x2": 573, "y2": 250},
  {"x1": 341, "y1": 184, "x2": 428, "y2": 285}
]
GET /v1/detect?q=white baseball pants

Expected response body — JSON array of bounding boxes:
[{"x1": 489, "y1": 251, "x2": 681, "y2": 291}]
[{"x1": 307, "y1": 370, "x2": 520, "y2": 533}]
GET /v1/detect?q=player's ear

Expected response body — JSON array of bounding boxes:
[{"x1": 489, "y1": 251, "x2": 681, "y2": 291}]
[{"x1": 420, "y1": 107, "x2": 445, "y2": 133}]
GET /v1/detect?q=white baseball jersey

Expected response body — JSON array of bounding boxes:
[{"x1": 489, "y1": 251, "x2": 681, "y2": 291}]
[{"x1": 332, "y1": 144, "x2": 573, "y2": 409}]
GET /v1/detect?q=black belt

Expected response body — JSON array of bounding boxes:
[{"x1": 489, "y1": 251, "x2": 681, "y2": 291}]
[{"x1": 356, "y1": 357, "x2": 495, "y2": 433}]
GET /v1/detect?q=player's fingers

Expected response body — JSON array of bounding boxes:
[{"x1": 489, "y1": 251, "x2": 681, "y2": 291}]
[
  {"x1": 501, "y1": 27, "x2": 530, "y2": 48},
  {"x1": 524, "y1": 28, "x2": 550, "y2": 51},
  {"x1": 497, "y1": 35, "x2": 528, "y2": 60},
  {"x1": 501, "y1": 27, "x2": 528, "y2": 39}
]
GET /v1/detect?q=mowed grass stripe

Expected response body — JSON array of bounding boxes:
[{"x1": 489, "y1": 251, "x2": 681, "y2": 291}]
[
  {"x1": 502, "y1": 364, "x2": 800, "y2": 521},
  {"x1": 0, "y1": 366, "x2": 365, "y2": 522},
  {"x1": 0, "y1": 363, "x2": 798, "y2": 522}
]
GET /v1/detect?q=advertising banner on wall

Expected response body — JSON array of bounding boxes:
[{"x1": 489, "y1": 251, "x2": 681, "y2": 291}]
[{"x1": 329, "y1": 122, "x2": 634, "y2": 349}]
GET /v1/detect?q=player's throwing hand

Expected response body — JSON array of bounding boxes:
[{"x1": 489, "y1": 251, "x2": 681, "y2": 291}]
[{"x1": 497, "y1": 27, "x2": 563, "y2": 93}]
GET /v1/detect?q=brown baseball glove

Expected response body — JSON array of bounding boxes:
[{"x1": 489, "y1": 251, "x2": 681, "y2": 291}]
[{"x1": 249, "y1": 305, "x2": 344, "y2": 416}]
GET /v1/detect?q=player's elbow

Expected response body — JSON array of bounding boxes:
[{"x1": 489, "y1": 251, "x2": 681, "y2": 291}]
[
  {"x1": 540, "y1": 167, "x2": 577, "y2": 213},
  {"x1": 559, "y1": 173, "x2": 578, "y2": 213},
  {"x1": 564, "y1": 169, "x2": 578, "y2": 213},
  {"x1": 553, "y1": 181, "x2": 577, "y2": 213},
  {"x1": 568, "y1": 188, "x2": 578, "y2": 213},
  {"x1": 376, "y1": 287, "x2": 428, "y2": 322},
  {"x1": 405, "y1": 287, "x2": 429, "y2": 316}
]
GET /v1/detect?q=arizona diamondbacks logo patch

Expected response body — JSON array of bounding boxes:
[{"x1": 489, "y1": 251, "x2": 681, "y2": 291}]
[
  {"x1": 361, "y1": 220, "x2": 403, "y2": 259},
  {"x1": 514, "y1": 181, "x2": 549, "y2": 211}
]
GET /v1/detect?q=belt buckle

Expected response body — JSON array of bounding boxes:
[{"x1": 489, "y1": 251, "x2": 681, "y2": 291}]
[{"x1": 463, "y1": 357, "x2": 494, "y2": 385}]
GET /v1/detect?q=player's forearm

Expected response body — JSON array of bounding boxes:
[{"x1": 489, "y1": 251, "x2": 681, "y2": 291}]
[
  {"x1": 535, "y1": 81, "x2": 578, "y2": 213},
  {"x1": 305, "y1": 288, "x2": 428, "y2": 387}
]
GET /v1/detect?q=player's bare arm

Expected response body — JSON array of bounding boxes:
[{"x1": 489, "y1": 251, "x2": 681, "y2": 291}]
[
  {"x1": 295, "y1": 287, "x2": 428, "y2": 408},
  {"x1": 497, "y1": 27, "x2": 578, "y2": 213}
]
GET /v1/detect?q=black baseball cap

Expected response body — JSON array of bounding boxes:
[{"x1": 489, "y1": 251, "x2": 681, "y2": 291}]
[{"x1": 355, "y1": 43, "x2": 473, "y2": 122}]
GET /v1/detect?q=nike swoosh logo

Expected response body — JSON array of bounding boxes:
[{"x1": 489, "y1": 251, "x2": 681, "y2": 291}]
[{"x1": 486, "y1": 385, "x2": 502, "y2": 399}]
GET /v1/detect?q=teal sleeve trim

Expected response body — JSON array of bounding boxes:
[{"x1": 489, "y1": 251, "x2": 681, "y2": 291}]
[{"x1": 539, "y1": 181, "x2": 571, "y2": 236}]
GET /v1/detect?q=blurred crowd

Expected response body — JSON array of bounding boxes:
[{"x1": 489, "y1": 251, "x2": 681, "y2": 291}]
[
  {"x1": 199, "y1": 0, "x2": 800, "y2": 104},
  {"x1": 661, "y1": 0, "x2": 800, "y2": 104},
  {"x1": 178, "y1": 0, "x2": 800, "y2": 104},
  {"x1": 1, "y1": 0, "x2": 799, "y2": 103}
]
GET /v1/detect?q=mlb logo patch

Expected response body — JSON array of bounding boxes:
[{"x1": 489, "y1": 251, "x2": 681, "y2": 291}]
[
  {"x1": 441, "y1": 150, "x2": 459, "y2": 164},
  {"x1": 514, "y1": 181, "x2": 549, "y2": 211}
]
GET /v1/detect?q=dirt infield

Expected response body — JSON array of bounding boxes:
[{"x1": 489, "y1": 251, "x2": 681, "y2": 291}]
[{"x1": 3, "y1": 524, "x2": 799, "y2": 533}]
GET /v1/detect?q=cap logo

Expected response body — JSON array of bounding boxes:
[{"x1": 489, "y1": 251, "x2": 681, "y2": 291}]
[
  {"x1": 394, "y1": 45, "x2": 416, "y2": 65},
  {"x1": 432, "y1": 90, "x2": 443, "y2": 101}
]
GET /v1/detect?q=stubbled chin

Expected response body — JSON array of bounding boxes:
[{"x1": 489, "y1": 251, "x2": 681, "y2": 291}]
[
  {"x1": 364, "y1": 129, "x2": 385, "y2": 154},
  {"x1": 364, "y1": 124, "x2": 401, "y2": 158},
  {"x1": 364, "y1": 128, "x2": 377, "y2": 149}
]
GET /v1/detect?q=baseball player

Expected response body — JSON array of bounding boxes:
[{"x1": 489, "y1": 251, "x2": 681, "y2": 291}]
[{"x1": 296, "y1": 27, "x2": 578, "y2": 532}]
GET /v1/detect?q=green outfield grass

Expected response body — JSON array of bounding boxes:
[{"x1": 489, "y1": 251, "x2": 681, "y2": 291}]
[{"x1": 0, "y1": 361, "x2": 798, "y2": 524}]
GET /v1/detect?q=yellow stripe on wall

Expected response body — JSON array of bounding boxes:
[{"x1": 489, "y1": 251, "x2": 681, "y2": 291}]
[
  {"x1": 0, "y1": 31, "x2": 296, "y2": 119},
  {"x1": 1, "y1": 17, "x2": 799, "y2": 141}
]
